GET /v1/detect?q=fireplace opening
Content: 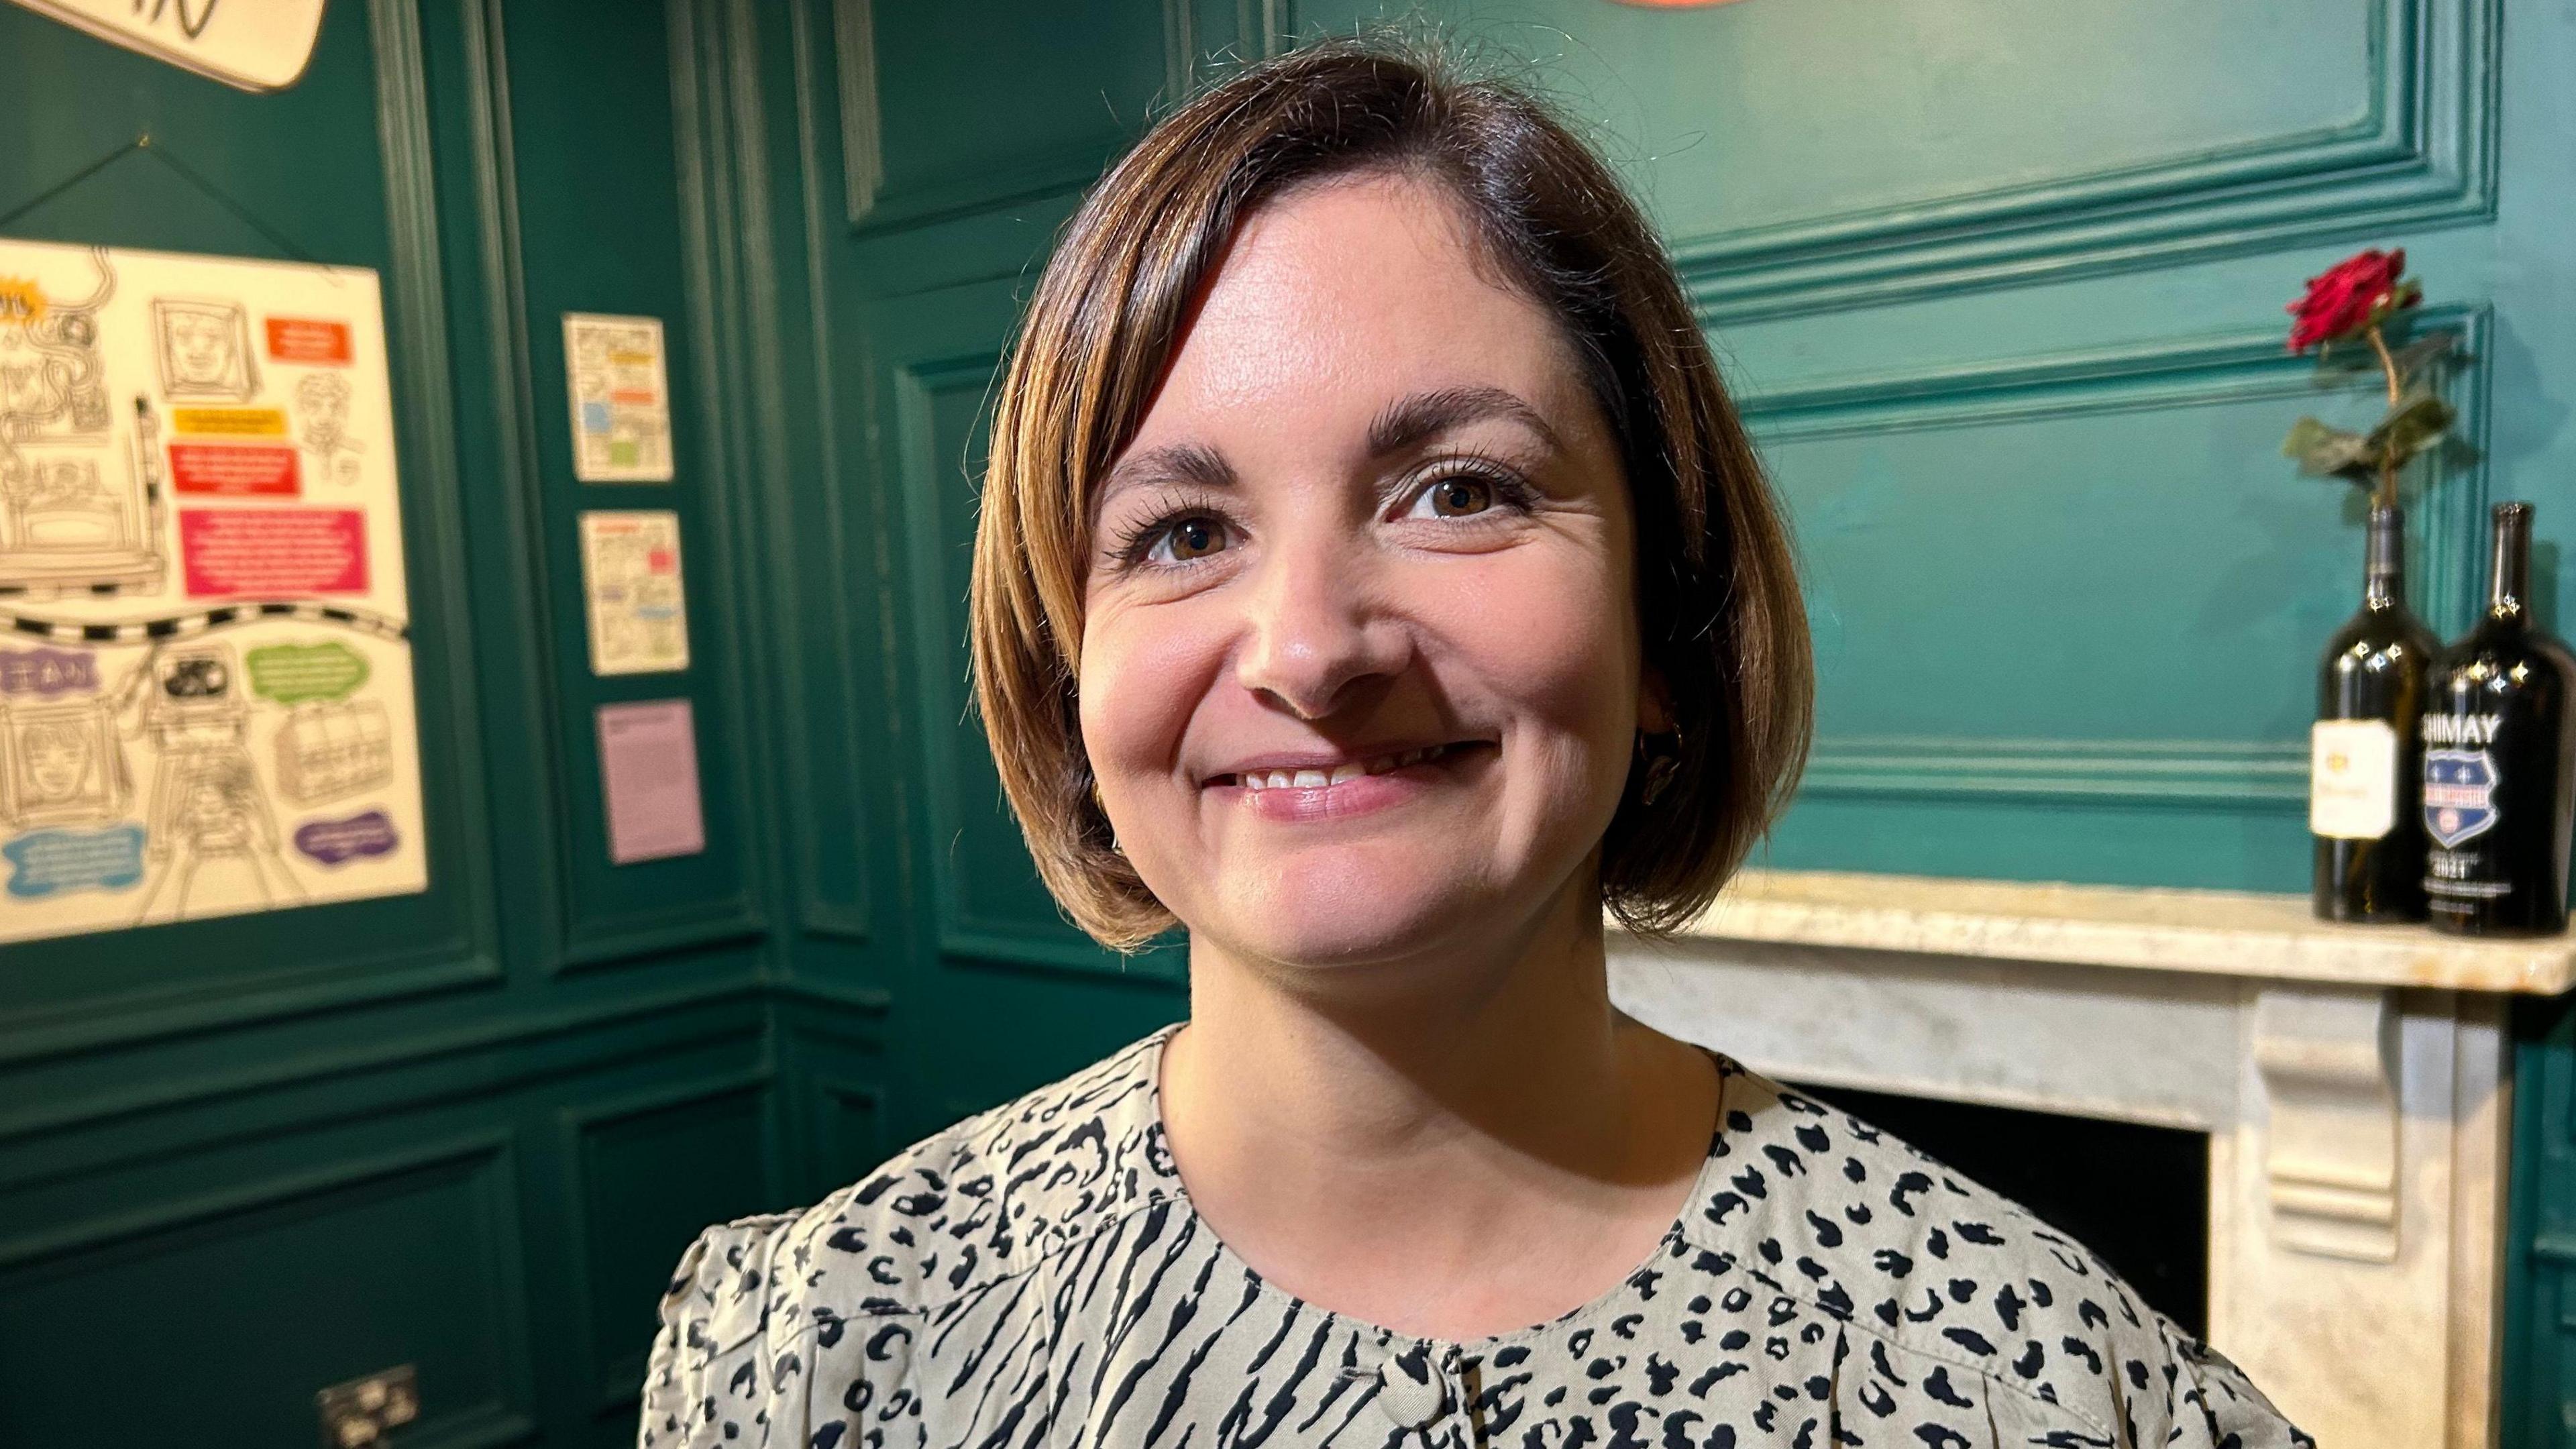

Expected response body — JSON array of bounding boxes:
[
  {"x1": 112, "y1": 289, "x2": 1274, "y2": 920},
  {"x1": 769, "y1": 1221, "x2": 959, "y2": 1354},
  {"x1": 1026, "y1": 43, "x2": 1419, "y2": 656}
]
[{"x1": 1790, "y1": 1082, "x2": 2210, "y2": 1338}]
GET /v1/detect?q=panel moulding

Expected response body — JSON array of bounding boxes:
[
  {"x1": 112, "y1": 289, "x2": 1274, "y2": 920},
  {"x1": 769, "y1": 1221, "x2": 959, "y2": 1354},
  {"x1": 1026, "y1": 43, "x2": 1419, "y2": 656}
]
[
  {"x1": 559, "y1": 894, "x2": 767, "y2": 971},
  {"x1": 0, "y1": 980, "x2": 767, "y2": 1174},
  {"x1": 889, "y1": 354, "x2": 1189, "y2": 985},
  {"x1": 1764, "y1": 309, "x2": 2491, "y2": 810},
  {"x1": 464, "y1": 0, "x2": 774, "y2": 977},
  {"x1": 832, "y1": 0, "x2": 1297, "y2": 237},
  {"x1": 557, "y1": 1069, "x2": 776, "y2": 1411},
  {"x1": 738, "y1": 0, "x2": 879, "y2": 947},
  {"x1": 0, "y1": 1129, "x2": 539, "y2": 1438},
  {"x1": 798, "y1": 1069, "x2": 888, "y2": 1199},
  {"x1": 831, "y1": 0, "x2": 1114, "y2": 236},
  {"x1": 1675, "y1": 0, "x2": 2498, "y2": 321},
  {"x1": 1801, "y1": 736, "x2": 2310, "y2": 810}
]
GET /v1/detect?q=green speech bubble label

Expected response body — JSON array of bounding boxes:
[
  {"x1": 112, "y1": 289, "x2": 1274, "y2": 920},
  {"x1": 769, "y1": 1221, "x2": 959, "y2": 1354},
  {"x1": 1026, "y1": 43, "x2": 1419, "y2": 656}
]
[{"x1": 247, "y1": 642, "x2": 371, "y2": 704}]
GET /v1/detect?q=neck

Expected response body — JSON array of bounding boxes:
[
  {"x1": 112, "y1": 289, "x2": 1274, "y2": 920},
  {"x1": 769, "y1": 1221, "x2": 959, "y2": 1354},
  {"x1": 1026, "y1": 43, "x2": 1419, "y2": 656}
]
[
  {"x1": 2364, "y1": 506, "x2": 2405, "y2": 610},
  {"x1": 1155, "y1": 859, "x2": 1726, "y2": 1340},
  {"x1": 1169, "y1": 859, "x2": 1629, "y2": 1177}
]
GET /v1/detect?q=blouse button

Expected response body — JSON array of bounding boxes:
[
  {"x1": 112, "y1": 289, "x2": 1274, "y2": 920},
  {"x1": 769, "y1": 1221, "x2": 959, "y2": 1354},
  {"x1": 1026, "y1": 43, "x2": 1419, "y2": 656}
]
[{"x1": 1375, "y1": 1348, "x2": 1453, "y2": 1429}]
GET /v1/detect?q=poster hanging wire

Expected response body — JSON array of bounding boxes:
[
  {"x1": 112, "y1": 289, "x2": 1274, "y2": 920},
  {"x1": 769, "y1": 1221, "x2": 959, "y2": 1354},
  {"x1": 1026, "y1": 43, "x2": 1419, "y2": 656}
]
[{"x1": 0, "y1": 133, "x2": 331, "y2": 270}]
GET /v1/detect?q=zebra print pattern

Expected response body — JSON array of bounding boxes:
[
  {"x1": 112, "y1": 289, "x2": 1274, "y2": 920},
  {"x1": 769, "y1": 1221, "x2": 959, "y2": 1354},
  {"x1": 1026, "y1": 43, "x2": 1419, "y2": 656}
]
[
  {"x1": 641, "y1": 1024, "x2": 2308, "y2": 1448},
  {"x1": 0, "y1": 600, "x2": 409, "y2": 645}
]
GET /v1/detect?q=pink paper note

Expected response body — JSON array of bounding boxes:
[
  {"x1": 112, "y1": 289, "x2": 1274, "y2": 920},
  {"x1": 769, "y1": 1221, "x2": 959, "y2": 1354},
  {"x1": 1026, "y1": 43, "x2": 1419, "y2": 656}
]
[{"x1": 596, "y1": 699, "x2": 706, "y2": 864}]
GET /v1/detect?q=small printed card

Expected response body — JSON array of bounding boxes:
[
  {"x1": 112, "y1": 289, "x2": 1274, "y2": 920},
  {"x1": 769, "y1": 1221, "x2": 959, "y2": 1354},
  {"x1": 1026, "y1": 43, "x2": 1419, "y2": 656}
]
[
  {"x1": 597, "y1": 699, "x2": 706, "y2": 864},
  {"x1": 563, "y1": 312, "x2": 675, "y2": 482}
]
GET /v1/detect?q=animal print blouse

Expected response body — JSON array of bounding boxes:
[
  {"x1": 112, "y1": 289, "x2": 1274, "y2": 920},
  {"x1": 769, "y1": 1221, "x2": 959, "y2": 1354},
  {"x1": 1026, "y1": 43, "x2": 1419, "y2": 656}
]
[{"x1": 640, "y1": 1023, "x2": 2309, "y2": 1448}]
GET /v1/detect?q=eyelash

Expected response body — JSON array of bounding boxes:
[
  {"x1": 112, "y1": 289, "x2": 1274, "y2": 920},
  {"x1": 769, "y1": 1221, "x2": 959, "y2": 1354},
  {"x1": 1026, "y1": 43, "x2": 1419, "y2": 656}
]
[{"x1": 1099, "y1": 455, "x2": 1541, "y2": 572}]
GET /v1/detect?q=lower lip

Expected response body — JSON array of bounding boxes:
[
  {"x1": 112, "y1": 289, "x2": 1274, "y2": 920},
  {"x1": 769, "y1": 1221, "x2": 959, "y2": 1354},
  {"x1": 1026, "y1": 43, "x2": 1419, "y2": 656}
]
[{"x1": 1208, "y1": 748, "x2": 1483, "y2": 823}]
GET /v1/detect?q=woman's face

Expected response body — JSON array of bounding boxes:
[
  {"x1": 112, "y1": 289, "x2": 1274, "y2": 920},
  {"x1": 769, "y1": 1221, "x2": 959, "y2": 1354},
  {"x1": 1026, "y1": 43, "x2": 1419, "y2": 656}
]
[{"x1": 1079, "y1": 170, "x2": 1656, "y2": 971}]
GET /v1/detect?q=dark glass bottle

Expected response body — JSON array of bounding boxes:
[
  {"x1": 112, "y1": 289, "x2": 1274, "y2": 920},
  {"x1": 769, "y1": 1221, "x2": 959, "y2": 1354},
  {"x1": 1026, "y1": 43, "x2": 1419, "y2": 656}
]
[
  {"x1": 2423, "y1": 502, "x2": 2576, "y2": 934},
  {"x1": 2312, "y1": 506, "x2": 2439, "y2": 922}
]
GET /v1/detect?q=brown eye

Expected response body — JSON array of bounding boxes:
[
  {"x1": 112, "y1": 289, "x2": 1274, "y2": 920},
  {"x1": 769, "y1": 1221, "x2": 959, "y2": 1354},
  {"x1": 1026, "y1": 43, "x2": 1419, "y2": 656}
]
[
  {"x1": 1428, "y1": 477, "x2": 1493, "y2": 517},
  {"x1": 1162, "y1": 515, "x2": 1228, "y2": 562}
]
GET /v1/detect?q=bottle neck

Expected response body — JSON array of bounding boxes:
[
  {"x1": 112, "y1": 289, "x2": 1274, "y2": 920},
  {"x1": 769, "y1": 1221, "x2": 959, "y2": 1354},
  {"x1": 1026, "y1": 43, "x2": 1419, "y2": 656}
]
[
  {"x1": 2490, "y1": 503, "x2": 2532, "y2": 624},
  {"x1": 2364, "y1": 506, "x2": 2406, "y2": 610}
]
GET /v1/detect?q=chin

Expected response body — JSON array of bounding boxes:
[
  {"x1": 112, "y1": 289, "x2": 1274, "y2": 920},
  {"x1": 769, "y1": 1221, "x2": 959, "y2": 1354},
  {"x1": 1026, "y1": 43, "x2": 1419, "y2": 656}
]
[{"x1": 1214, "y1": 851, "x2": 1497, "y2": 968}]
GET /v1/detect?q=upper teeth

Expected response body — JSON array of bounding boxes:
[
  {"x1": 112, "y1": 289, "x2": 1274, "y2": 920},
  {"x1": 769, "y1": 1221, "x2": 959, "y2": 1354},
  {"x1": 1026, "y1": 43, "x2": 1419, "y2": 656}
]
[{"x1": 1233, "y1": 743, "x2": 1452, "y2": 790}]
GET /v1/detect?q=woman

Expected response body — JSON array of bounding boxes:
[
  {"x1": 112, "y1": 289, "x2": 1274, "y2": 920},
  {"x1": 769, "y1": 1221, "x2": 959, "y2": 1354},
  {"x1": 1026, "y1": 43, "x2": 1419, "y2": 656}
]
[{"x1": 643, "y1": 40, "x2": 2306, "y2": 1449}]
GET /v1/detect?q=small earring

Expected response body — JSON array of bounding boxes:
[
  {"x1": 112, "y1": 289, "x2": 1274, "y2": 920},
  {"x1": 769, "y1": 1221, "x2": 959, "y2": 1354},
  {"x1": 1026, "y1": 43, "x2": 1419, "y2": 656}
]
[{"x1": 1638, "y1": 724, "x2": 1684, "y2": 806}]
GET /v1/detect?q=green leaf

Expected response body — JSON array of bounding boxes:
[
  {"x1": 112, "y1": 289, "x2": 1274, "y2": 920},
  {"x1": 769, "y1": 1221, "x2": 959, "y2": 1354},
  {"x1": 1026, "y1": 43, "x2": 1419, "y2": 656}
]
[
  {"x1": 2386, "y1": 331, "x2": 2460, "y2": 384},
  {"x1": 2368, "y1": 390, "x2": 2456, "y2": 469},
  {"x1": 2283, "y1": 415, "x2": 2337, "y2": 458},
  {"x1": 2284, "y1": 416, "x2": 2379, "y2": 484}
]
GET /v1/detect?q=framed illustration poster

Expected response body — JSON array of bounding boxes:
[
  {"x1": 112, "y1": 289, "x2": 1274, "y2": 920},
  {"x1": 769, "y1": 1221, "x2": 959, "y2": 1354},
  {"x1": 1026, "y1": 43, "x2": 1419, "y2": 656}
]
[{"x1": 0, "y1": 237, "x2": 427, "y2": 944}]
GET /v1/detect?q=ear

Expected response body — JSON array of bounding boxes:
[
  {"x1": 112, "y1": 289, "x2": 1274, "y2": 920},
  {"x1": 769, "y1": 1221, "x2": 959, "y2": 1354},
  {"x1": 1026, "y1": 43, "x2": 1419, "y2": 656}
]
[{"x1": 1636, "y1": 665, "x2": 1676, "y2": 735}]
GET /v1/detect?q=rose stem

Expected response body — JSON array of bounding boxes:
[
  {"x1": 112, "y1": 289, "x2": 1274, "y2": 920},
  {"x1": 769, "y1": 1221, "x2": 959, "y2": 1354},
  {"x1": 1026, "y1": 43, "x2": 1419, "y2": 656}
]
[{"x1": 2367, "y1": 323, "x2": 2402, "y2": 511}]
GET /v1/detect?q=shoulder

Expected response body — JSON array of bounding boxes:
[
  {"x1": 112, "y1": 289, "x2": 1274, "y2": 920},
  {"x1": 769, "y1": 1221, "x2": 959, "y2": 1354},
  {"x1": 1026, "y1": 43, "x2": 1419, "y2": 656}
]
[
  {"x1": 637, "y1": 1026, "x2": 1181, "y2": 1448},
  {"x1": 818, "y1": 1023, "x2": 1183, "y2": 1303},
  {"x1": 663, "y1": 1024, "x2": 1175, "y2": 1336},
  {"x1": 1690, "y1": 1059, "x2": 2310, "y2": 1447}
]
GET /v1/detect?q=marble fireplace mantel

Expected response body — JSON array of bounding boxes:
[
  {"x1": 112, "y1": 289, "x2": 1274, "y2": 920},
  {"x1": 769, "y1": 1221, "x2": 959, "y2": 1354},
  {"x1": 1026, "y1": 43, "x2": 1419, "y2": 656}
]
[{"x1": 1608, "y1": 869, "x2": 2576, "y2": 1449}]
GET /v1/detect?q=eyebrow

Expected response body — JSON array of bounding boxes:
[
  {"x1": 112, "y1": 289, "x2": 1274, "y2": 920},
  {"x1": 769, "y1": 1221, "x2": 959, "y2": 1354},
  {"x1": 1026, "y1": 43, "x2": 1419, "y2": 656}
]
[
  {"x1": 1365, "y1": 384, "x2": 1560, "y2": 458},
  {"x1": 1097, "y1": 439, "x2": 1236, "y2": 510},
  {"x1": 1094, "y1": 384, "x2": 1560, "y2": 515}
]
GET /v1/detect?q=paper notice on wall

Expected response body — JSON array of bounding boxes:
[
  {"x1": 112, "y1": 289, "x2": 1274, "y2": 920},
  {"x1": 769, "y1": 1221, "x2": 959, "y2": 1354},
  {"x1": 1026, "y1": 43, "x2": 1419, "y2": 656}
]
[
  {"x1": 7, "y1": 0, "x2": 329, "y2": 92},
  {"x1": 563, "y1": 313, "x2": 674, "y2": 482},
  {"x1": 597, "y1": 700, "x2": 705, "y2": 864},
  {"x1": 0, "y1": 237, "x2": 428, "y2": 946},
  {"x1": 578, "y1": 510, "x2": 690, "y2": 676}
]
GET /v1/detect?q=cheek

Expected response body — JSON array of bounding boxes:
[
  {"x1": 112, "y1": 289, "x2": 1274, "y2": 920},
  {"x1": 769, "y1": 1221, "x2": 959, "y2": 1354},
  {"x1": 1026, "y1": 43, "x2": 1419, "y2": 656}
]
[
  {"x1": 1076, "y1": 602, "x2": 1224, "y2": 786},
  {"x1": 1434, "y1": 545, "x2": 1638, "y2": 745}
]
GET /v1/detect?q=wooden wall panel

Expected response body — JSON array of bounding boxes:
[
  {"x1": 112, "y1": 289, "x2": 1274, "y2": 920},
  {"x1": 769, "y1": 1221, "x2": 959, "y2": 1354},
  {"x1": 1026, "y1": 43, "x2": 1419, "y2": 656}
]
[
  {"x1": 561, "y1": 1075, "x2": 776, "y2": 1410},
  {"x1": 0, "y1": 1135, "x2": 534, "y2": 1448}
]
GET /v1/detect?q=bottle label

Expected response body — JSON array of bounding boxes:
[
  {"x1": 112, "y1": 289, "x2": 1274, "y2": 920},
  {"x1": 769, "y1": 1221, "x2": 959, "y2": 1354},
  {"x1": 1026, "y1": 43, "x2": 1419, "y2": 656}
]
[
  {"x1": 2424, "y1": 747, "x2": 2502, "y2": 847},
  {"x1": 2311, "y1": 720, "x2": 2398, "y2": 839},
  {"x1": 2427, "y1": 847, "x2": 2512, "y2": 900}
]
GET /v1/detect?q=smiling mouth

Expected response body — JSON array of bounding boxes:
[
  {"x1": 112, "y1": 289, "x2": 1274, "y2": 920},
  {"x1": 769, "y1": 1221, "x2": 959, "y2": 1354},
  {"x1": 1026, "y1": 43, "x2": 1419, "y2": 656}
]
[{"x1": 1208, "y1": 741, "x2": 1480, "y2": 792}]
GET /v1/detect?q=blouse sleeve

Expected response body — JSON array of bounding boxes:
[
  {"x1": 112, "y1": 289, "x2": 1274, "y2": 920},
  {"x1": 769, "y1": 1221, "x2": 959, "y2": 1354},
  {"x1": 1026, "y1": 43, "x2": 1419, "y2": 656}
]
[
  {"x1": 2148, "y1": 1320, "x2": 2316, "y2": 1448},
  {"x1": 637, "y1": 1215, "x2": 812, "y2": 1449},
  {"x1": 1984, "y1": 1309, "x2": 2314, "y2": 1448}
]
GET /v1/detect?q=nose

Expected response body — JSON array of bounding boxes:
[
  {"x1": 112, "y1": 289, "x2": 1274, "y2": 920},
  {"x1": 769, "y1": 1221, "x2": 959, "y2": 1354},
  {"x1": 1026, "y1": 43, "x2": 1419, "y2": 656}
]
[{"x1": 1232, "y1": 525, "x2": 1409, "y2": 720}]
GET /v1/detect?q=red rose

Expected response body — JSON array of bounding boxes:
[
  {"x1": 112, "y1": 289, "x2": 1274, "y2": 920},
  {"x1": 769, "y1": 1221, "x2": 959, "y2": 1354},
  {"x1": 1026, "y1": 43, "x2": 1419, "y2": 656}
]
[{"x1": 2287, "y1": 248, "x2": 2408, "y2": 352}]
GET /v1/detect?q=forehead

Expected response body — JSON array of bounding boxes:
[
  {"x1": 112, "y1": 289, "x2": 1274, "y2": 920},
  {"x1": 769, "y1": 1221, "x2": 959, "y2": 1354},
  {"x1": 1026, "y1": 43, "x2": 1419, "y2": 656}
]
[{"x1": 1126, "y1": 170, "x2": 1588, "y2": 443}]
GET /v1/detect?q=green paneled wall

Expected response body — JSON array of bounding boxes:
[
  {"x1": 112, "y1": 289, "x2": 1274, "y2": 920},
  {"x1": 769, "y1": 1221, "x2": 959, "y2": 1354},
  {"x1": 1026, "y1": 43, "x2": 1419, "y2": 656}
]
[
  {"x1": 0, "y1": 3, "x2": 792, "y2": 1446},
  {"x1": 9, "y1": 0, "x2": 2576, "y2": 1444}
]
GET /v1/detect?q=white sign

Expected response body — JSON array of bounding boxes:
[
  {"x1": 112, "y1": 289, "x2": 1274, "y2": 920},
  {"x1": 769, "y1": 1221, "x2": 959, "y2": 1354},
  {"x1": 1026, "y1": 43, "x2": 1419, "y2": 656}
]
[
  {"x1": 9, "y1": 0, "x2": 330, "y2": 92},
  {"x1": 0, "y1": 237, "x2": 427, "y2": 944},
  {"x1": 563, "y1": 313, "x2": 675, "y2": 482},
  {"x1": 578, "y1": 510, "x2": 690, "y2": 676}
]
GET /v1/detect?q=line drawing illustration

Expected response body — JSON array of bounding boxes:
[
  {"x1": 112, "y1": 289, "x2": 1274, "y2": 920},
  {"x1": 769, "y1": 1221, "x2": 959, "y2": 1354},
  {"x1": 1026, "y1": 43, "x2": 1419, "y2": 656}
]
[
  {"x1": 0, "y1": 237, "x2": 425, "y2": 943},
  {"x1": 293, "y1": 372, "x2": 362, "y2": 485},
  {"x1": 130, "y1": 640, "x2": 305, "y2": 923},
  {"x1": 0, "y1": 697, "x2": 131, "y2": 830},
  {"x1": 152, "y1": 297, "x2": 259, "y2": 400},
  {"x1": 274, "y1": 699, "x2": 392, "y2": 804},
  {"x1": 0, "y1": 253, "x2": 165, "y2": 597}
]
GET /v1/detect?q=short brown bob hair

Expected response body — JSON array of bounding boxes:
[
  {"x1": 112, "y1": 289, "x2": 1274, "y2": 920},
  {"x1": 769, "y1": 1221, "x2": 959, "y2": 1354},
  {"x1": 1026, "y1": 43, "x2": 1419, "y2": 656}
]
[{"x1": 969, "y1": 37, "x2": 1813, "y2": 952}]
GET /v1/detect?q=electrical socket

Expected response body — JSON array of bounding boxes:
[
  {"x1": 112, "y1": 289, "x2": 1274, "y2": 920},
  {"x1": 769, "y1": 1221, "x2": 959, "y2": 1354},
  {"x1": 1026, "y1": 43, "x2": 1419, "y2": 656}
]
[{"x1": 315, "y1": 1364, "x2": 419, "y2": 1448}]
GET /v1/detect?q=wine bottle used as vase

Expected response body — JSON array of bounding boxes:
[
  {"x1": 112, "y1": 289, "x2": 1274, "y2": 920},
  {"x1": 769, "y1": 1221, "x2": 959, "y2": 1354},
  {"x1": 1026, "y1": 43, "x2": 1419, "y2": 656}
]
[{"x1": 2312, "y1": 504, "x2": 2440, "y2": 922}]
